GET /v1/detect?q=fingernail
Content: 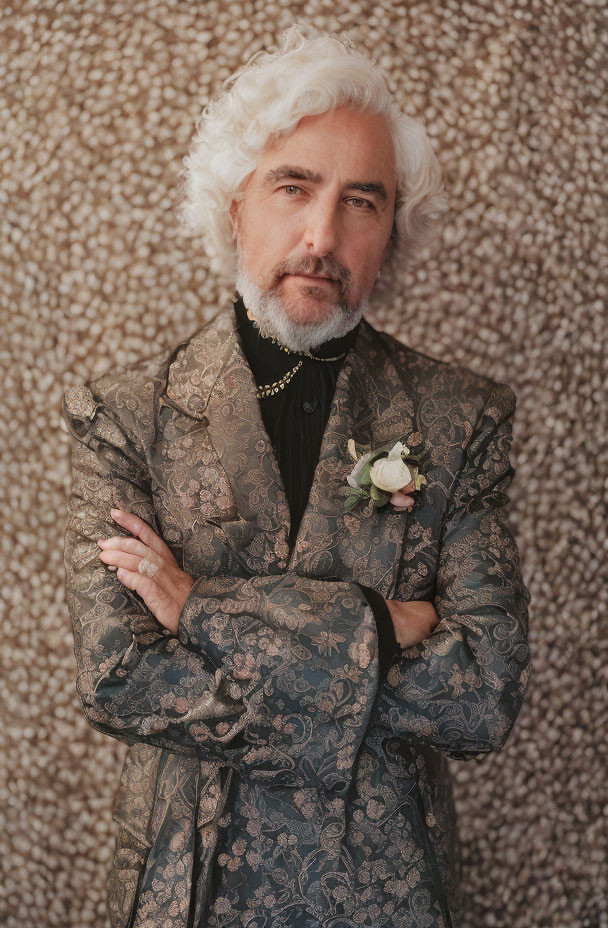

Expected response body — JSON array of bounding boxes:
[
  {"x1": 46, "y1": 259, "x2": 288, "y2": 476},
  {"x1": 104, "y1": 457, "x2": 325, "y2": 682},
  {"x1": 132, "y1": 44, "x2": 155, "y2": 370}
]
[{"x1": 111, "y1": 509, "x2": 122, "y2": 517}]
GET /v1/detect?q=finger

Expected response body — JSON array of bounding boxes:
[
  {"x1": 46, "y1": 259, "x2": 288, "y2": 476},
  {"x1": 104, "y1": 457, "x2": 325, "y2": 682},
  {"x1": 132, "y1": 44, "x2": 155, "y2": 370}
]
[
  {"x1": 97, "y1": 536, "x2": 154, "y2": 560},
  {"x1": 114, "y1": 567, "x2": 174, "y2": 627},
  {"x1": 110, "y1": 509, "x2": 171, "y2": 559},
  {"x1": 114, "y1": 566, "x2": 160, "y2": 603},
  {"x1": 406, "y1": 601, "x2": 441, "y2": 630},
  {"x1": 99, "y1": 549, "x2": 159, "y2": 577},
  {"x1": 114, "y1": 566, "x2": 141, "y2": 593},
  {"x1": 408, "y1": 601, "x2": 437, "y2": 618},
  {"x1": 399, "y1": 479, "x2": 416, "y2": 493}
]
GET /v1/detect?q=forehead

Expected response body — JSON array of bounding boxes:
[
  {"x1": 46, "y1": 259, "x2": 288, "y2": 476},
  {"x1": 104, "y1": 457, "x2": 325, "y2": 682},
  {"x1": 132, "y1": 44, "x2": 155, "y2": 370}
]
[{"x1": 255, "y1": 106, "x2": 396, "y2": 186}]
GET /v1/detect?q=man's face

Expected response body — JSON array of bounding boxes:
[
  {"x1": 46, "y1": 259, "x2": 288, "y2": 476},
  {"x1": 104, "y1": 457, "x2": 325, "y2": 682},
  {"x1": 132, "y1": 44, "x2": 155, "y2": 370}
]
[{"x1": 230, "y1": 106, "x2": 397, "y2": 346}]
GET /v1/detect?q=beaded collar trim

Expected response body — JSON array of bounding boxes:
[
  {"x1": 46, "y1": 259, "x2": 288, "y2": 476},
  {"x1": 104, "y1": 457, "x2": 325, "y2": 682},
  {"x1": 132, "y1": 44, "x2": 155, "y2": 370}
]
[{"x1": 250, "y1": 315, "x2": 348, "y2": 363}]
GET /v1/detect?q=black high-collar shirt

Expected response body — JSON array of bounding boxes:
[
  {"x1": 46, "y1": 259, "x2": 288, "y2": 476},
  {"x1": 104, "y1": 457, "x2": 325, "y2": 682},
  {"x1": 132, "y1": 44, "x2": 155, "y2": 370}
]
[
  {"x1": 233, "y1": 294, "x2": 358, "y2": 548},
  {"x1": 233, "y1": 295, "x2": 397, "y2": 676}
]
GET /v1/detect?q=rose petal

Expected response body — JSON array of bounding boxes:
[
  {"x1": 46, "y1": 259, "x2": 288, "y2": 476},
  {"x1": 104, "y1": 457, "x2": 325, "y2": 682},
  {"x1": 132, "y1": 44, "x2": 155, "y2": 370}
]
[
  {"x1": 387, "y1": 441, "x2": 405, "y2": 461},
  {"x1": 389, "y1": 491, "x2": 414, "y2": 508},
  {"x1": 349, "y1": 450, "x2": 373, "y2": 484},
  {"x1": 369, "y1": 458, "x2": 412, "y2": 492}
]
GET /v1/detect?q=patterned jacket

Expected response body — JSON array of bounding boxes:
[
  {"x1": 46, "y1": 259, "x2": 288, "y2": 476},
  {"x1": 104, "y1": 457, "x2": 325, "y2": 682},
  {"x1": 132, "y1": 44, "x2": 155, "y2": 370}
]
[{"x1": 62, "y1": 307, "x2": 531, "y2": 928}]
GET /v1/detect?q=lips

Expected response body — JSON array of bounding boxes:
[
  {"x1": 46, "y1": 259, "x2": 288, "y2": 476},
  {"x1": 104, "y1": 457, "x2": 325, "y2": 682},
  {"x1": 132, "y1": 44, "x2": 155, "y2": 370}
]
[{"x1": 290, "y1": 273, "x2": 337, "y2": 284}]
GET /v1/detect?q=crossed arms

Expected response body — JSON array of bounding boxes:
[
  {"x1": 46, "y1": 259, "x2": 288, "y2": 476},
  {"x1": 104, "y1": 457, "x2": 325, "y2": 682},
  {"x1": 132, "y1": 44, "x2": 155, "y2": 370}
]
[{"x1": 62, "y1": 380, "x2": 531, "y2": 792}]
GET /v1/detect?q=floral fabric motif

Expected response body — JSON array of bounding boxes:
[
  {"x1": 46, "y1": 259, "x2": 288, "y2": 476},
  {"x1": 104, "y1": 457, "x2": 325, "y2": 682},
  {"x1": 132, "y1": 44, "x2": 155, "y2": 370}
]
[{"x1": 62, "y1": 307, "x2": 531, "y2": 927}]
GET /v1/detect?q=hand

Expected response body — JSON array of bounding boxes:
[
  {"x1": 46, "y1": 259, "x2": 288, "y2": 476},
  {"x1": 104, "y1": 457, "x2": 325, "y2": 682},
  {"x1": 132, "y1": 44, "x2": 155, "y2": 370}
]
[
  {"x1": 97, "y1": 509, "x2": 195, "y2": 635},
  {"x1": 384, "y1": 598, "x2": 440, "y2": 649}
]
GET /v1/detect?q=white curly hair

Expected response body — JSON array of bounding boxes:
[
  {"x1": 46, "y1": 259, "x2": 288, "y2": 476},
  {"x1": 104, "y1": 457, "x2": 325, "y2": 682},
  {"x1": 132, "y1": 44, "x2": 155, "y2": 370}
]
[{"x1": 176, "y1": 24, "x2": 448, "y2": 281}]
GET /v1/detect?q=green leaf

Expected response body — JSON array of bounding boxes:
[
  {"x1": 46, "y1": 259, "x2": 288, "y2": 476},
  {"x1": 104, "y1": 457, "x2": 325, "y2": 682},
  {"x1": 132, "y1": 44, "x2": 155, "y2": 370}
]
[
  {"x1": 358, "y1": 462, "x2": 373, "y2": 486},
  {"x1": 343, "y1": 490, "x2": 368, "y2": 511},
  {"x1": 343, "y1": 496, "x2": 361, "y2": 511},
  {"x1": 370, "y1": 483, "x2": 388, "y2": 503},
  {"x1": 347, "y1": 487, "x2": 369, "y2": 499},
  {"x1": 342, "y1": 486, "x2": 367, "y2": 503}
]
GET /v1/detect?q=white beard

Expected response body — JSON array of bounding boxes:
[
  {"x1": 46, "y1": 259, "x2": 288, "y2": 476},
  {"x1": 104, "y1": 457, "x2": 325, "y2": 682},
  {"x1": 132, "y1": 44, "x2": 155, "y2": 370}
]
[{"x1": 235, "y1": 260, "x2": 368, "y2": 353}]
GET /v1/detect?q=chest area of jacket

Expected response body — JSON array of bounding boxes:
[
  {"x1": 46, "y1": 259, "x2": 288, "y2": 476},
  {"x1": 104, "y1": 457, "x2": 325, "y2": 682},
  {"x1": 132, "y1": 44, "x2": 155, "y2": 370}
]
[{"x1": 145, "y1": 405, "x2": 453, "y2": 594}]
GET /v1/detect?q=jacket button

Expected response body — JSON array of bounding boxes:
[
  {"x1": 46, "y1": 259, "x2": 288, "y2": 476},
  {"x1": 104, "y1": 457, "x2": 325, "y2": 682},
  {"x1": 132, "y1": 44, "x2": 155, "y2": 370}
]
[
  {"x1": 302, "y1": 400, "x2": 317, "y2": 414},
  {"x1": 425, "y1": 813, "x2": 437, "y2": 828}
]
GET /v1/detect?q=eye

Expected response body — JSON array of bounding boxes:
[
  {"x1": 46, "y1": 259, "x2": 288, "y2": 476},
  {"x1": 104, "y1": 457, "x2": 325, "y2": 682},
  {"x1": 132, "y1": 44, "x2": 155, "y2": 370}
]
[
  {"x1": 281, "y1": 184, "x2": 304, "y2": 196},
  {"x1": 346, "y1": 196, "x2": 375, "y2": 211}
]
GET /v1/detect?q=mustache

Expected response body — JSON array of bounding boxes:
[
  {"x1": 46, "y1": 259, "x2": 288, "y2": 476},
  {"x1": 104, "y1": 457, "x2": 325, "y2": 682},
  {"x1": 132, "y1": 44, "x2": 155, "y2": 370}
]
[{"x1": 271, "y1": 256, "x2": 352, "y2": 292}]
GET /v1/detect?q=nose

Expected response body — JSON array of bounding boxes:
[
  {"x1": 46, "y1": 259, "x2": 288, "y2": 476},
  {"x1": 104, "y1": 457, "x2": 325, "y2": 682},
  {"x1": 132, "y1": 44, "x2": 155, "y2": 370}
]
[{"x1": 303, "y1": 198, "x2": 340, "y2": 257}]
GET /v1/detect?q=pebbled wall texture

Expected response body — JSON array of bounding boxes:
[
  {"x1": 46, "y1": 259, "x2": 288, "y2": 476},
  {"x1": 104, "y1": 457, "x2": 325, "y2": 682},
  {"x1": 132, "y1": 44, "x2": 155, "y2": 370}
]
[{"x1": 1, "y1": 2, "x2": 606, "y2": 926}]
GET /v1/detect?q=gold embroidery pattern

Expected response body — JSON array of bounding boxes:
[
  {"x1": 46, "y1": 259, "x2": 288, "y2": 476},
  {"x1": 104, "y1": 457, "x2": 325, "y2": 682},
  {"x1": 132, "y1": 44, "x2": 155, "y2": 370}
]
[{"x1": 63, "y1": 309, "x2": 530, "y2": 928}]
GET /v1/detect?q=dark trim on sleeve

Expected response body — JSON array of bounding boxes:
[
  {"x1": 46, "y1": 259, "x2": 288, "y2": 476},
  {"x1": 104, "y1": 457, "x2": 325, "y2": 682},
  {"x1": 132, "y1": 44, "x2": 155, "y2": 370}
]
[{"x1": 356, "y1": 583, "x2": 399, "y2": 679}]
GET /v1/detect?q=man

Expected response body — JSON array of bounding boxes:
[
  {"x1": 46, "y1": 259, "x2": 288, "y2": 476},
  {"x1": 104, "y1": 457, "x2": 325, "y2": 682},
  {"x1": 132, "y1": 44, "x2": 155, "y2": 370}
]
[{"x1": 63, "y1": 27, "x2": 531, "y2": 928}]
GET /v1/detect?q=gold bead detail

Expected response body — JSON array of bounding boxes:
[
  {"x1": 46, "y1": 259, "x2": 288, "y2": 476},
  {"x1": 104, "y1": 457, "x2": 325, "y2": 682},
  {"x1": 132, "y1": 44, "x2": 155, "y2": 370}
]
[
  {"x1": 255, "y1": 360, "x2": 304, "y2": 398},
  {"x1": 253, "y1": 321, "x2": 347, "y2": 362}
]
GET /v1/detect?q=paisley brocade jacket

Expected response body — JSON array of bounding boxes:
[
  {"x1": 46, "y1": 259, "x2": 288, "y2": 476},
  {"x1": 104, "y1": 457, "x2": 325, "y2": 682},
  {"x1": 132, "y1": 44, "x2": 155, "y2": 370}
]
[{"x1": 62, "y1": 308, "x2": 531, "y2": 928}]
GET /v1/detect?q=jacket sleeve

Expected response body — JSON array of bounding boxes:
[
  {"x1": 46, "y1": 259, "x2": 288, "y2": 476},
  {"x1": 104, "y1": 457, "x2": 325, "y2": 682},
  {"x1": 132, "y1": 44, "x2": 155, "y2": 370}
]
[
  {"x1": 366, "y1": 382, "x2": 532, "y2": 760},
  {"x1": 62, "y1": 384, "x2": 379, "y2": 793}
]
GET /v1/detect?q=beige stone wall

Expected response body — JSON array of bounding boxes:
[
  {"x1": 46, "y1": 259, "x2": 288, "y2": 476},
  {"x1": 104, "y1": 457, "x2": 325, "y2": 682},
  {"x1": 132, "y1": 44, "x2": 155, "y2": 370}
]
[{"x1": 1, "y1": 2, "x2": 605, "y2": 926}]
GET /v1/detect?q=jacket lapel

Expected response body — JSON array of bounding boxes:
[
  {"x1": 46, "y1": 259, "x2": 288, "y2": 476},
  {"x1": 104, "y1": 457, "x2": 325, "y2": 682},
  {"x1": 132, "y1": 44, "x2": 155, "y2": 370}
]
[
  {"x1": 163, "y1": 309, "x2": 291, "y2": 575},
  {"x1": 288, "y1": 319, "x2": 418, "y2": 598},
  {"x1": 163, "y1": 309, "x2": 420, "y2": 595}
]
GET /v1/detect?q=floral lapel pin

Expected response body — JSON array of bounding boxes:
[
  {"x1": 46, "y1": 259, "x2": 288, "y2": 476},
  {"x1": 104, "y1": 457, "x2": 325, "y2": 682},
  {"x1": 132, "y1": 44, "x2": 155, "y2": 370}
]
[{"x1": 343, "y1": 438, "x2": 427, "y2": 512}]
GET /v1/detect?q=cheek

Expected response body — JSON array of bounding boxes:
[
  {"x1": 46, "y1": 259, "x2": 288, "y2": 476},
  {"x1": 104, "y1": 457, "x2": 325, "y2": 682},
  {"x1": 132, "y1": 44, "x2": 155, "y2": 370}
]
[
  {"x1": 347, "y1": 241, "x2": 386, "y2": 285},
  {"x1": 253, "y1": 234, "x2": 305, "y2": 285},
  {"x1": 241, "y1": 212, "x2": 288, "y2": 261},
  {"x1": 357, "y1": 229, "x2": 388, "y2": 281},
  {"x1": 238, "y1": 228, "x2": 269, "y2": 277}
]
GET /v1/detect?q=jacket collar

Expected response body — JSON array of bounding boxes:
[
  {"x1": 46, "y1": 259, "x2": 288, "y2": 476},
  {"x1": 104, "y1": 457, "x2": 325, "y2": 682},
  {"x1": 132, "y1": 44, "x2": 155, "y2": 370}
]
[{"x1": 162, "y1": 307, "x2": 417, "y2": 597}]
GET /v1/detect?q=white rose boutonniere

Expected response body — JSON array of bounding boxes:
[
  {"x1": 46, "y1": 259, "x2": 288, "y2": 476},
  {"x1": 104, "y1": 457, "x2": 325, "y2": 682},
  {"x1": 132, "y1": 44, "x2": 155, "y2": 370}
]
[{"x1": 344, "y1": 438, "x2": 427, "y2": 512}]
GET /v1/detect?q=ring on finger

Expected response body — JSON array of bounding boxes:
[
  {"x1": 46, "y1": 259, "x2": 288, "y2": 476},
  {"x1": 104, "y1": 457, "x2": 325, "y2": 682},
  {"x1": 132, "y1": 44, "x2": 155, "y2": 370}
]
[{"x1": 138, "y1": 557, "x2": 158, "y2": 578}]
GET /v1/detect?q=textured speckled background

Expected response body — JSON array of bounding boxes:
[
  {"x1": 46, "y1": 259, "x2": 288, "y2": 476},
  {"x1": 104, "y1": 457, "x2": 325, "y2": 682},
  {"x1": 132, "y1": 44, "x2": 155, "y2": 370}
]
[{"x1": 1, "y1": 2, "x2": 606, "y2": 926}]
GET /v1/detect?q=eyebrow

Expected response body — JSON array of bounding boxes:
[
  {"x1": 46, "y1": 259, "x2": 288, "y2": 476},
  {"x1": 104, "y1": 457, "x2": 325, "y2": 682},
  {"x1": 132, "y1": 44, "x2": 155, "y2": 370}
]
[{"x1": 262, "y1": 165, "x2": 388, "y2": 202}]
